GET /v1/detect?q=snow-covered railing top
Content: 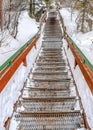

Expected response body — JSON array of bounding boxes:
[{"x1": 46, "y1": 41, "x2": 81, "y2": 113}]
[
  {"x1": 60, "y1": 14, "x2": 93, "y2": 71},
  {"x1": 0, "y1": 31, "x2": 40, "y2": 72}
]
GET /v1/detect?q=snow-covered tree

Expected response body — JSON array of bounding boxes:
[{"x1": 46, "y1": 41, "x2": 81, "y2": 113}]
[
  {"x1": 0, "y1": 0, "x2": 29, "y2": 37},
  {"x1": 29, "y1": 0, "x2": 46, "y2": 21},
  {"x1": 74, "y1": 0, "x2": 93, "y2": 32}
]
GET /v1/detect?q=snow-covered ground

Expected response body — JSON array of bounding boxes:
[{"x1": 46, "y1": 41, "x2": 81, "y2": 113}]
[
  {"x1": 60, "y1": 8, "x2": 93, "y2": 65},
  {"x1": 0, "y1": 11, "x2": 43, "y2": 130},
  {"x1": 60, "y1": 8, "x2": 93, "y2": 129},
  {"x1": 0, "y1": 11, "x2": 39, "y2": 66}
]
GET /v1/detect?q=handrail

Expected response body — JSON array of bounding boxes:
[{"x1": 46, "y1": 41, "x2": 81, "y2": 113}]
[
  {"x1": 65, "y1": 33, "x2": 93, "y2": 71},
  {"x1": 0, "y1": 33, "x2": 40, "y2": 92},
  {"x1": 60, "y1": 13, "x2": 92, "y2": 129},
  {"x1": 0, "y1": 30, "x2": 40, "y2": 72},
  {"x1": 60, "y1": 13, "x2": 93, "y2": 71}
]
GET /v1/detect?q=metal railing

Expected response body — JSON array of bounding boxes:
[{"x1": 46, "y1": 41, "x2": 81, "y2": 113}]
[
  {"x1": 0, "y1": 31, "x2": 40, "y2": 72},
  {"x1": 65, "y1": 33, "x2": 93, "y2": 71},
  {"x1": 60, "y1": 13, "x2": 93, "y2": 71}
]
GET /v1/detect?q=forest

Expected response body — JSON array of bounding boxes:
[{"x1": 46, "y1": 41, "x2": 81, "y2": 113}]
[{"x1": 0, "y1": 0, "x2": 93, "y2": 46}]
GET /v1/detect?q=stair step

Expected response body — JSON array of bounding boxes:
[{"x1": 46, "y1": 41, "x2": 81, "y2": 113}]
[
  {"x1": 43, "y1": 35, "x2": 62, "y2": 38},
  {"x1": 18, "y1": 110, "x2": 82, "y2": 116},
  {"x1": 14, "y1": 111, "x2": 84, "y2": 130},
  {"x1": 17, "y1": 97, "x2": 77, "y2": 112},
  {"x1": 39, "y1": 52, "x2": 63, "y2": 56},
  {"x1": 32, "y1": 71, "x2": 68, "y2": 75},
  {"x1": 32, "y1": 77, "x2": 70, "y2": 82},
  {"x1": 36, "y1": 59, "x2": 65, "y2": 62},
  {"x1": 38, "y1": 56, "x2": 64, "y2": 59},
  {"x1": 43, "y1": 39, "x2": 62, "y2": 42},
  {"x1": 33, "y1": 66, "x2": 67, "y2": 71},
  {"x1": 22, "y1": 89, "x2": 70, "y2": 98},
  {"x1": 32, "y1": 75, "x2": 70, "y2": 81},
  {"x1": 40, "y1": 49, "x2": 63, "y2": 53},
  {"x1": 26, "y1": 80, "x2": 70, "y2": 89},
  {"x1": 24, "y1": 87, "x2": 69, "y2": 91},
  {"x1": 32, "y1": 70, "x2": 68, "y2": 74},
  {"x1": 35, "y1": 62, "x2": 66, "y2": 66},
  {"x1": 44, "y1": 34, "x2": 62, "y2": 37},
  {"x1": 37, "y1": 56, "x2": 64, "y2": 59},
  {"x1": 22, "y1": 96, "x2": 76, "y2": 101}
]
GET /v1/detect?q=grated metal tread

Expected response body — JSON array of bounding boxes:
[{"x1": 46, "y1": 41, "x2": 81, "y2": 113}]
[
  {"x1": 17, "y1": 97, "x2": 77, "y2": 112},
  {"x1": 22, "y1": 89, "x2": 71, "y2": 98},
  {"x1": 32, "y1": 71, "x2": 68, "y2": 76},
  {"x1": 34, "y1": 63, "x2": 67, "y2": 68},
  {"x1": 26, "y1": 80, "x2": 70, "y2": 89},
  {"x1": 14, "y1": 111, "x2": 84, "y2": 130}
]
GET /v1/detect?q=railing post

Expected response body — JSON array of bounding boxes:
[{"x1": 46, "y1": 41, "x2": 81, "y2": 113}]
[{"x1": 23, "y1": 57, "x2": 27, "y2": 67}]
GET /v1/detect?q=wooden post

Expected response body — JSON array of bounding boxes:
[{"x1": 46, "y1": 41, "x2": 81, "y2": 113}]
[{"x1": 23, "y1": 57, "x2": 27, "y2": 67}]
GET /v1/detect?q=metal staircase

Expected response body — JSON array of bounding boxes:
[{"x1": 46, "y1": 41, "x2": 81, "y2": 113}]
[{"x1": 10, "y1": 11, "x2": 86, "y2": 130}]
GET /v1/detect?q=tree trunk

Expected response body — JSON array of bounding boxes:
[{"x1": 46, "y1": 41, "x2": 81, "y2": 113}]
[
  {"x1": 7, "y1": 0, "x2": 11, "y2": 29},
  {"x1": 32, "y1": 0, "x2": 35, "y2": 15},
  {"x1": 30, "y1": 0, "x2": 32, "y2": 17},
  {"x1": 81, "y1": 0, "x2": 87, "y2": 32},
  {"x1": 0, "y1": 0, "x2": 3, "y2": 30}
]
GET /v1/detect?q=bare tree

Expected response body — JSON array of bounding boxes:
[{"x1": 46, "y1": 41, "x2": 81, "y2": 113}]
[
  {"x1": 1, "y1": 0, "x2": 29, "y2": 37},
  {"x1": 0, "y1": 0, "x2": 30, "y2": 46},
  {"x1": 74, "y1": 0, "x2": 93, "y2": 32},
  {"x1": 0, "y1": 0, "x2": 3, "y2": 30},
  {"x1": 81, "y1": 0, "x2": 87, "y2": 32}
]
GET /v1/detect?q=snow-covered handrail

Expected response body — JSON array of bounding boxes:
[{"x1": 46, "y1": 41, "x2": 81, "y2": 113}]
[{"x1": 0, "y1": 31, "x2": 40, "y2": 72}]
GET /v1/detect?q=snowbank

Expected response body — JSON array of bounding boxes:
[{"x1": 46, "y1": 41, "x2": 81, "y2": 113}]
[
  {"x1": 0, "y1": 11, "x2": 39, "y2": 66},
  {"x1": 17, "y1": 11, "x2": 39, "y2": 43},
  {"x1": 0, "y1": 11, "x2": 43, "y2": 129},
  {"x1": 60, "y1": 8, "x2": 93, "y2": 129},
  {"x1": 63, "y1": 35, "x2": 93, "y2": 129},
  {"x1": 60, "y1": 8, "x2": 93, "y2": 65}
]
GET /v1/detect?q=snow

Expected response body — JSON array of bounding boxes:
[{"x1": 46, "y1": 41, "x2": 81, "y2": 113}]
[
  {"x1": 0, "y1": 11, "x2": 44, "y2": 130},
  {"x1": 9, "y1": 119, "x2": 18, "y2": 130},
  {"x1": 8, "y1": 30, "x2": 44, "y2": 130},
  {"x1": 76, "y1": 128, "x2": 86, "y2": 130},
  {"x1": 60, "y1": 8, "x2": 93, "y2": 65},
  {"x1": 0, "y1": 11, "x2": 39, "y2": 66},
  {"x1": 17, "y1": 11, "x2": 39, "y2": 43},
  {"x1": 63, "y1": 39, "x2": 93, "y2": 129},
  {"x1": 60, "y1": 8, "x2": 93, "y2": 129}
]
